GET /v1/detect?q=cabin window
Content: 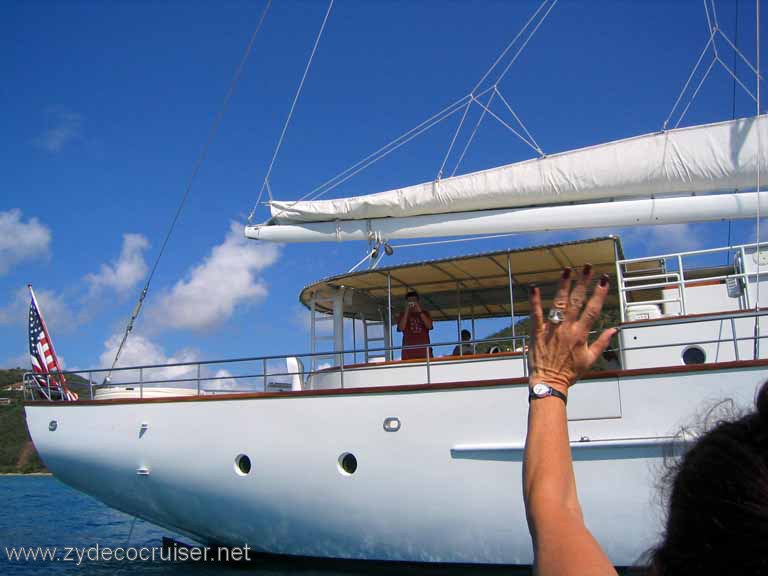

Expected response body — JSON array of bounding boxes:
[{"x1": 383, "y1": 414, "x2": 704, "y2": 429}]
[
  {"x1": 234, "y1": 454, "x2": 252, "y2": 476},
  {"x1": 338, "y1": 453, "x2": 358, "y2": 475},
  {"x1": 682, "y1": 346, "x2": 706, "y2": 365}
]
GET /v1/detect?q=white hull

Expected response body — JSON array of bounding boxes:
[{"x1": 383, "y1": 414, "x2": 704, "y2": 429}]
[{"x1": 25, "y1": 362, "x2": 767, "y2": 566}]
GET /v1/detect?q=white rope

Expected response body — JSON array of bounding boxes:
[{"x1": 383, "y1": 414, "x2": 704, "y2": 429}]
[
  {"x1": 249, "y1": 0, "x2": 334, "y2": 222},
  {"x1": 674, "y1": 57, "x2": 718, "y2": 128},
  {"x1": 717, "y1": 28, "x2": 766, "y2": 81},
  {"x1": 107, "y1": 0, "x2": 272, "y2": 378},
  {"x1": 716, "y1": 54, "x2": 759, "y2": 103},
  {"x1": 471, "y1": 0, "x2": 552, "y2": 94},
  {"x1": 302, "y1": 94, "x2": 475, "y2": 201},
  {"x1": 391, "y1": 231, "x2": 523, "y2": 250},
  {"x1": 664, "y1": 29, "x2": 717, "y2": 130},
  {"x1": 437, "y1": 100, "x2": 473, "y2": 180},
  {"x1": 451, "y1": 90, "x2": 496, "y2": 176},
  {"x1": 493, "y1": 0, "x2": 559, "y2": 86},
  {"x1": 264, "y1": 0, "x2": 557, "y2": 220},
  {"x1": 755, "y1": 0, "x2": 762, "y2": 318},
  {"x1": 470, "y1": 94, "x2": 540, "y2": 154},
  {"x1": 494, "y1": 86, "x2": 544, "y2": 155}
]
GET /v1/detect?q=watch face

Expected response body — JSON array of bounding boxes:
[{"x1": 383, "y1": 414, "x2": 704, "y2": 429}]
[{"x1": 532, "y1": 383, "x2": 550, "y2": 396}]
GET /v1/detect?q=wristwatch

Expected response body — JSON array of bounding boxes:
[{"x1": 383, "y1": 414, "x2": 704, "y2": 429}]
[{"x1": 529, "y1": 382, "x2": 567, "y2": 405}]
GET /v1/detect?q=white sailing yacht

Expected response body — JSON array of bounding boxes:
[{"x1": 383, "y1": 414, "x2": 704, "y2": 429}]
[{"x1": 24, "y1": 0, "x2": 768, "y2": 568}]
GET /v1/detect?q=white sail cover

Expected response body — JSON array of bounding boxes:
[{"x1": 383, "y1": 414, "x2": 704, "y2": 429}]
[{"x1": 270, "y1": 115, "x2": 768, "y2": 223}]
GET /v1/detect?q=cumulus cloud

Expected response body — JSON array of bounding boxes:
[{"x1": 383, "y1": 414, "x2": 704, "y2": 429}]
[
  {"x1": 99, "y1": 332, "x2": 199, "y2": 384},
  {"x1": 86, "y1": 234, "x2": 149, "y2": 295},
  {"x1": 0, "y1": 209, "x2": 51, "y2": 274},
  {"x1": 0, "y1": 287, "x2": 77, "y2": 335},
  {"x1": 35, "y1": 109, "x2": 82, "y2": 152},
  {"x1": 152, "y1": 222, "x2": 280, "y2": 331}
]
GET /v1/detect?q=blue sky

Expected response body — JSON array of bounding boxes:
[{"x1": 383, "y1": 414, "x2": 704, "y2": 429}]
[{"x1": 1, "y1": 0, "x2": 766, "y2": 376}]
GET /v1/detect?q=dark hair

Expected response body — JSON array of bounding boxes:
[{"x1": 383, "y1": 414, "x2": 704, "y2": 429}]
[
  {"x1": 647, "y1": 380, "x2": 768, "y2": 575},
  {"x1": 406, "y1": 290, "x2": 419, "y2": 300},
  {"x1": 461, "y1": 329, "x2": 471, "y2": 340}
]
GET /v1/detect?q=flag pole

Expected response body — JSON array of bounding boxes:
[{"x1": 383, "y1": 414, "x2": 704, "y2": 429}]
[{"x1": 28, "y1": 284, "x2": 69, "y2": 395}]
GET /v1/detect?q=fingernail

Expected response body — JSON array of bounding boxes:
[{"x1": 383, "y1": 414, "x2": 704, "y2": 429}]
[
  {"x1": 561, "y1": 267, "x2": 571, "y2": 279},
  {"x1": 528, "y1": 284, "x2": 537, "y2": 295},
  {"x1": 599, "y1": 274, "x2": 609, "y2": 287},
  {"x1": 582, "y1": 264, "x2": 593, "y2": 276}
]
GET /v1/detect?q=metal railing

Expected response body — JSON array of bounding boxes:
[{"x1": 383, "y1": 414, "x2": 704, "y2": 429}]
[
  {"x1": 615, "y1": 241, "x2": 768, "y2": 320},
  {"x1": 23, "y1": 334, "x2": 530, "y2": 402},
  {"x1": 24, "y1": 308, "x2": 768, "y2": 403}
]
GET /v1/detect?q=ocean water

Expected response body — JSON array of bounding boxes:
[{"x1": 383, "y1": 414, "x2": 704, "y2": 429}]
[{"x1": 0, "y1": 476, "x2": 537, "y2": 576}]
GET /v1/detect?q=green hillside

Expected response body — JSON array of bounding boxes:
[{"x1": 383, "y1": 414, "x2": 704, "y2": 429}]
[
  {"x1": 0, "y1": 370, "x2": 46, "y2": 473},
  {"x1": 0, "y1": 368, "x2": 90, "y2": 474}
]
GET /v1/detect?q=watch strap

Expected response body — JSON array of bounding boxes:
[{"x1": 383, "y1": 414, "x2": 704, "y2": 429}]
[{"x1": 529, "y1": 383, "x2": 568, "y2": 405}]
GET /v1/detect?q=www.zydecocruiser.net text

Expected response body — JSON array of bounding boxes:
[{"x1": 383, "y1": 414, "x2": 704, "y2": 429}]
[{"x1": 4, "y1": 544, "x2": 252, "y2": 565}]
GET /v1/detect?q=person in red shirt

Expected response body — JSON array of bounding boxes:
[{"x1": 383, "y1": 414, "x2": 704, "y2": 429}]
[{"x1": 397, "y1": 290, "x2": 434, "y2": 360}]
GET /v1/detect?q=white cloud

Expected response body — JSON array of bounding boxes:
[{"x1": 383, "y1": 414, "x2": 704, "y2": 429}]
[
  {"x1": 35, "y1": 109, "x2": 82, "y2": 152},
  {"x1": 152, "y1": 222, "x2": 280, "y2": 331},
  {"x1": 0, "y1": 209, "x2": 51, "y2": 274},
  {"x1": 86, "y1": 234, "x2": 149, "y2": 295},
  {"x1": 0, "y1": 287, "x2": 76, "y2": 335},
  {"x1": 99, "y1": 332, "x2": 199, "y2": 384}
]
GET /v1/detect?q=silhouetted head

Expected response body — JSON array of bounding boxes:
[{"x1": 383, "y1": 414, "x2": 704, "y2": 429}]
[
  {"x1": 648, "y1": 380, "x2": 768, "y2": 575},
  {"x1": 461, "y1": 329, "x2": 471, "y2": 341},
  {"x1": 405, "y1": 290, "x2": 419, "y2": 302}
]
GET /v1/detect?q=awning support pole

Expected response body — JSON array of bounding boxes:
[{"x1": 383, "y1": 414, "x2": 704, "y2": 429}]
[
  {"x1": 387, "y1": 273, "x2": 393, "y2": 361},
  {"x1": 507, "y1": 253, "x2": 516, "y2": 341}
]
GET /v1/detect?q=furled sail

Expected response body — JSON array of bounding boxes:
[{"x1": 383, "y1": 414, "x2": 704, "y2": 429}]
[{"x1": 268, "y1": 115, "x2": 768, "y2": 224}]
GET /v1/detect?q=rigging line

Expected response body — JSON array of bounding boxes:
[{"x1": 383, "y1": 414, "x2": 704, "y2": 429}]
[
  {"x1": 716, "y1": 54, "x2": 760, "y2": 102},
  {"x1": 438, "y1": 0, "x2": 552, "y2": 182},
  {"x1": 249, "y1": 0, "x2": 334, "y2": 221},
  {"x1": 755, "y1": 0, "x2": 762, "y2": 316},
  {"x1": 391, "y1": 232, "x2": 523, "y2": 250},
  {"x1": 494, "y1": 86, "x2": 544, "y2": 155},
  {"x1": 274, "y1": 2, "x2": 552, "y2": 216},
  {"x1": 437, "y1": 100, "x2": 473, "y2": 180},
  {"x1": 470, "y1": 94, "x2": 540, "y2": 154},
  {"x1": 663, "y1": 29, "x2": 717, "y2": 130},
  {"x1": 471, "y1": 0, "x2": 552, "y2": 94},
  {"x1": 493, "y1": 0, "x2": 559, "y2": 86},
  {"x1": 703, "y1": 0, "x2": 714, "y2": 36},
  {"x1": 303, "y1": 93, "x2": 474, "y2": 201},
  {"x1": 733, "y1": 0, "x2": 740, "y2": 120},
  {"x1": 451, "y1": 90, "x2": 496, "y2": 177},
  {"x1": 300, "y1": 98, "x2": 473, "y2": 201},
  {"x1": 105, "y1": 0, "x2": 272, "y2": 380},
  {"x1": 674, "y1": 56, "x2": 718, "y2": 128},
  {"x1": 718, "y1": 28, "x2": 767, "y2": 81}
]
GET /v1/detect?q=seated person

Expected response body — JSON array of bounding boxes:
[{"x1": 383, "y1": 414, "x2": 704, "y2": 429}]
[
  {"x1": 452, "y1": 329, "x2": 475, "y2": 356},
  {"x1": 397, "y1": 290, "x2": 433, "y2": 360}
]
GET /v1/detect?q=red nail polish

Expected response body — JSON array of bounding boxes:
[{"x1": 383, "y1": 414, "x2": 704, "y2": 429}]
[
  {"x1": 562, "y1": 268, "x2": 571, "y2": 279},
  {"x1": 529, "y1": 284, "x2": 537, "y2": 294},
  {"x1": 599, "y1": 274, "x2": 609, "y2": 287},
  {"x1": 583, "y1": 264, "x2": 593, "y2": 276}
]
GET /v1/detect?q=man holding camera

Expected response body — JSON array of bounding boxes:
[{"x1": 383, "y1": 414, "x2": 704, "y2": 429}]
[{"x1": 397, "y1": 290, "x2": 434, "y2": 360}]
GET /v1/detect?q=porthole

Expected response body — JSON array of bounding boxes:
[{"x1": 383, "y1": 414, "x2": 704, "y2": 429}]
[
  {"x1": 338, "y1": 453, "x2": 358, "y2": 476},
  {"x1": 234, "y1": 454, "x2": 251, "y2": 476},
  {"x1": 682, "y1": 346, "x2": 706, "y2": 365}
]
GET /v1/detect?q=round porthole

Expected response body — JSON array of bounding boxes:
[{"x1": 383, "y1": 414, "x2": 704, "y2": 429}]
[
  {"x1": 234, "y1": 454, "x2": 251, "y2": 476},
  {"x1": 682, "y1": 346, "x2": 706, "y2": 365},
  {"x1": 338, "y1": 453, "x2": 358, "y2": 476}
]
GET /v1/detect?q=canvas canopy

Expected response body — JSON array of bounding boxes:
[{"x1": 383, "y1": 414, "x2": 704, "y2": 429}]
[
  {"x1": 300, "y1": 237, "x2": 624, "y2": 322},
  {"x1": 271, "y1": 115, "x2": 768, "y2": 224}
]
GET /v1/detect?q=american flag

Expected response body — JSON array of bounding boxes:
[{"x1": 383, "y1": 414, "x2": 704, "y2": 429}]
[{"x1": 28, "y1": 285, "x2": 77, "y2": 401}]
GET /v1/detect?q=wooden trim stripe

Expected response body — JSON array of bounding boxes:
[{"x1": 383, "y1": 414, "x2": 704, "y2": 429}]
[{"x1": 24, "y1": 358, "x2": 768, "y2": 407}]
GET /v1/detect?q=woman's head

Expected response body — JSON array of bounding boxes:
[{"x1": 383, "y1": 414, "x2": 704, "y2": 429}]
[{"x1": 649, "y1": 380, "x2": 768, "y2": 575}]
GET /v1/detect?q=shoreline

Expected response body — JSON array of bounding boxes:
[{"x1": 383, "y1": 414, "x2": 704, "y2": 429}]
[{"x1": 0, "y1": 472, "x2": 52, "y2": 476}]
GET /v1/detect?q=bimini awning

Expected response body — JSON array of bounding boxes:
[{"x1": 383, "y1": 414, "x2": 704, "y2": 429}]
[{"x1": 300, "y1": 236, "x2": 624, "y2": 322}]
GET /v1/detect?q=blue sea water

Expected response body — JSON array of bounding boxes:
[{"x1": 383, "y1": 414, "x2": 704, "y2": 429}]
[{"x1": 0, "y1": 476, "x2": 538, "y2": 575}]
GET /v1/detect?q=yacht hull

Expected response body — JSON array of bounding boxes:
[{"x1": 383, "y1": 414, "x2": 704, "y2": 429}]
[{"x1": 25, "y1": 362, "x2": 767, "y2": 566}]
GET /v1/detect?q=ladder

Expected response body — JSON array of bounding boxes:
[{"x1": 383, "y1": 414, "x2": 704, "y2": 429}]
[{"x1": 309, "y1": 295, "x2": 337, "y2": 372}]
